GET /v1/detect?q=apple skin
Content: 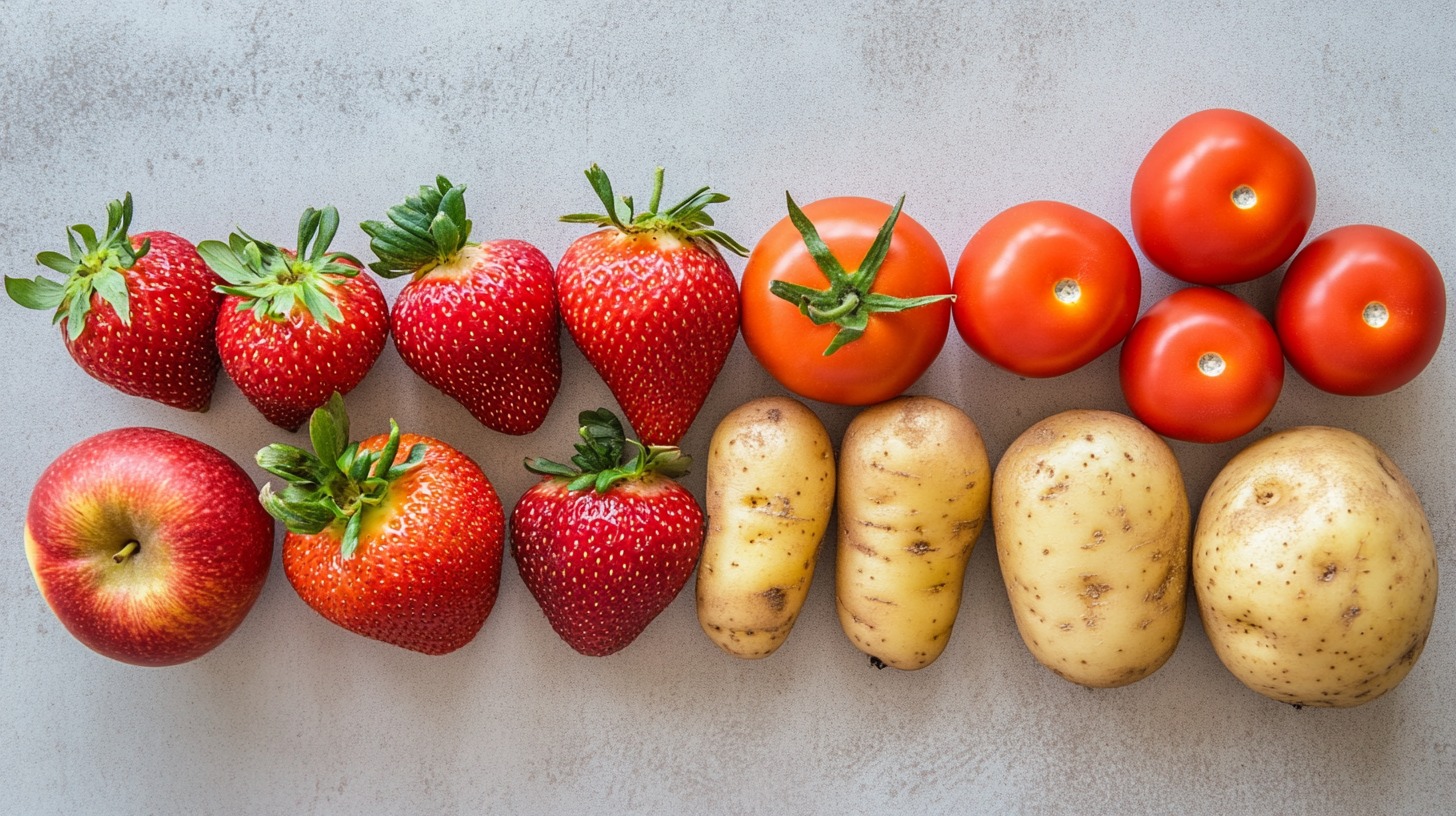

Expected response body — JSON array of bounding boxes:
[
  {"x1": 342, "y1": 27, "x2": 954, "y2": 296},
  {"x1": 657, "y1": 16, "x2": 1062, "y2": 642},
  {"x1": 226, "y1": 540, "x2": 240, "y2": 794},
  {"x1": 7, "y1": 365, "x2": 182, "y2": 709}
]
[{"x1": 24, "y1": 427, "x2": 274, "y2": 666}]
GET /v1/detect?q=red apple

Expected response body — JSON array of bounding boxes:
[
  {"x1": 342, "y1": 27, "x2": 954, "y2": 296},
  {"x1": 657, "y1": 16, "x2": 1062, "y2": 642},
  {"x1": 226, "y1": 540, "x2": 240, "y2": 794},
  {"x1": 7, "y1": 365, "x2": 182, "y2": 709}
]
[{"x1": 23, "y1": 427, "x2": 274, "y2": 666}]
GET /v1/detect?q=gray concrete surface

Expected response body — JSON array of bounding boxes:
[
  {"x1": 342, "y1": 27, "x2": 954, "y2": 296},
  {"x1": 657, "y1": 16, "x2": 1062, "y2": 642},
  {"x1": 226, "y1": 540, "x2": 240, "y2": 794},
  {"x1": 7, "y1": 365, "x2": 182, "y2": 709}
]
[{"x1": 2, "y1": 1, "x2": 1453, "y2": 813}]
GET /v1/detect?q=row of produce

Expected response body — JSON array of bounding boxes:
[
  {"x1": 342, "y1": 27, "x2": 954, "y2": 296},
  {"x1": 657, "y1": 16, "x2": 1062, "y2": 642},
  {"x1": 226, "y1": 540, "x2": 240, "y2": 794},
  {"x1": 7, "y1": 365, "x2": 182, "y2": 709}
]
[
  {"x1": 7, "y1": 110, "x2": 1446, "y2": 447},
  {"x1": 21, "y1": 392, "x2": 1436, "y2": 710},
  {"x1": 11, "y1": 107, "x2": 1444, "y2": 709}
]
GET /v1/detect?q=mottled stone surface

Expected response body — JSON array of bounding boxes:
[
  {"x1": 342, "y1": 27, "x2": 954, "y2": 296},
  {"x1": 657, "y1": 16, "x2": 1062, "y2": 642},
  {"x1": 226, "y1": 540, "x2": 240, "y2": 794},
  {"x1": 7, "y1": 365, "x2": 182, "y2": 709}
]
[{"x1": 2, "y1": 1, "x2": 1453, "y2": 813}]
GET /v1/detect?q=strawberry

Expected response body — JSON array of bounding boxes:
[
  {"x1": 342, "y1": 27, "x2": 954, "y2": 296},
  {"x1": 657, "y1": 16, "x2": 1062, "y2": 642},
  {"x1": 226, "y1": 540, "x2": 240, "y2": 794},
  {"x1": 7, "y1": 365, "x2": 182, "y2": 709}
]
[
  {"x1": 557, "y1": 165, "x2": 746, "y2": 446},
  {"x1": 511, "y1": 408, "x2": 704, "y2": 656},
  {"x1": 256, "y1": 393, "x2": 505, "y2": 655},
  {"x1": 361, "y1": 177, "x2": 560, "y2": 435},
  {"x1": 5, "y1": 193, "x2": 222, "y2": 410},
  {"x1": 198, "y1": 206, "x2": 389, "y2": 431}
]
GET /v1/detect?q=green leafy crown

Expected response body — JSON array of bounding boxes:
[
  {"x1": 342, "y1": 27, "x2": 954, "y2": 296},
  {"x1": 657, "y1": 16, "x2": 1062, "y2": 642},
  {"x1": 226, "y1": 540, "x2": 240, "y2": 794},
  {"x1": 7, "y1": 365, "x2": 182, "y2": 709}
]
[
  {"x1": 197, "y1": 206, "x2": 364, "y2": 329},
  {"x1": 5, "y1": 193, "x2": 151, "y2": 340},
  {"x1": 561, "y1": 164, "x2": 748, "y2": 257},
  {"x1": 256, "y1": 393, "x2": 427, "y2": 558},
  {"x1": 768, "y1": 193, "x2": 953, "y2": 355},
  {"x1": 525, "y1": 408, "x2": 691, "y2": 492},
  {"x1": 359, "y1": 176, "x2": 473, "y2": 278}
]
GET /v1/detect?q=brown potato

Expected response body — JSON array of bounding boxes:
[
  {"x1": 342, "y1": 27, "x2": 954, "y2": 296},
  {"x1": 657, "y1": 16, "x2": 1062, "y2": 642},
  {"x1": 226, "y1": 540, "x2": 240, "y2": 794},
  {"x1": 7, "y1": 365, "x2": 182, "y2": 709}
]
[{"x1": 993, "y1": 410, "x2": 1190, "y2": 687}]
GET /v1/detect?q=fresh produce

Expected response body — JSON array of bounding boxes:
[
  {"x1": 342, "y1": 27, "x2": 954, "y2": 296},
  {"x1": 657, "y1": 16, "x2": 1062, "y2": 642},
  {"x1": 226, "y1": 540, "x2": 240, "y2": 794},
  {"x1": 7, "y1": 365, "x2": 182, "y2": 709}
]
[
  {"x1": 741, "y1": 195, "x2": 952, "y2": 406},
  {"x1": 256, "y1": 394, "x2": 504, "y2": 655},
  {"x1": 697, "y1": 397, "x2": 835, "y2": 659},
  {"x1": 1119, "y1": 287, "x2": 1284, "y2": 444},
  {"x1": 1275, "y1": 225, "x2": 1447, "y2": 396},
  {"x1": 198, "y1": 207, "x2": 389, "y2": 431},
  {"x1": 512, "y1": 408, "x2": 704, "y2": 656},
  {"x1": 1194, "y1": 426, "x2": 1437, "y2": 707},
  {"x1": 23, "y1": 427, "x2": 273, "y2": 666},
  {"x1": 362, "y1": 177, "x2": 559, "y2": 435},
  {"x1": 993, "y1": 410, "x2": 1190, "y2": 687},
  {"x1": 557, "y1": 165, "x2": 745, "y2": 446},
  {"x1": 1131, "y1": 108, "x2": 1316, "y2": 285},
  {"x1": 836, "y1": 396, "x2": 990, "y2": 670},
  {"x1": 6, "y1": 194, "x2": 223, "y2": 410},
  {"x1": 952, "y1": 200, "x2": 1140, "y2": 377}
]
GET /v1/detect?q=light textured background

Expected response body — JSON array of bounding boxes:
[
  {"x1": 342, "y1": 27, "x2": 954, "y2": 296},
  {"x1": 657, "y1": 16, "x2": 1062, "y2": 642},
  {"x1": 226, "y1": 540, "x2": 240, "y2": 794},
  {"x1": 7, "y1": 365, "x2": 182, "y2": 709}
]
[{"x1": 2, "y1": 1, "x2": 1453, "y2": 813}]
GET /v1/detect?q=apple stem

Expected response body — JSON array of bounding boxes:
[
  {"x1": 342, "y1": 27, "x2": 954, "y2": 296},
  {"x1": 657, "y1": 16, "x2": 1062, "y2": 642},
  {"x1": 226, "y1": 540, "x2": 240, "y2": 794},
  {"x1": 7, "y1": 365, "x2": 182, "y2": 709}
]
[{"x1": 113, "y1": 541, "x2": 139, "y2": 564}]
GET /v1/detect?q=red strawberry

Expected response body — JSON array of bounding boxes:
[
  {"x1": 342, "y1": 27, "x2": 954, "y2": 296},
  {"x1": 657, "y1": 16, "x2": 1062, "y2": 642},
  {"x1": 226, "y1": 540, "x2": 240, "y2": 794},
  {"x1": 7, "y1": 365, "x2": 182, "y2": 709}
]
[
  {"x1": 557, "y1": 165, "x2": 746, "y2": 446},
  {"x1": 256, "y1": 394, "x2": 504, "y2": 655},
  {"x1": 5, "y1": 193, "x2": 222, "y2": 410},
  {"x1": 361, "y1": 177, "x2": 560, "y2": 435},
  {"x1": 198, "y1": 206, "x2": 389, "y2": 431},
  {"x1": 511, "y1": 408, "x2": 704, "y2": 656}
]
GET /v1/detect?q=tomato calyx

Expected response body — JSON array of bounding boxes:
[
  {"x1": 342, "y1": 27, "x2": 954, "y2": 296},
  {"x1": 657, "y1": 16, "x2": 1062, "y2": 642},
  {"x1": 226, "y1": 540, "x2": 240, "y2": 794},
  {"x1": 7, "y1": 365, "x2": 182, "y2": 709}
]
[{"x1": 769, "y1": 192, "x2": 952, "y2": 356}]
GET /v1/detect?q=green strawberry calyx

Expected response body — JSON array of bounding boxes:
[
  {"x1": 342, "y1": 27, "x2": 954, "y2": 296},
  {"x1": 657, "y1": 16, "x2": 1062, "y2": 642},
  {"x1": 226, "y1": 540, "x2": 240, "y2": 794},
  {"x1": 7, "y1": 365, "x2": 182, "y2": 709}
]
[
  {"x1": 255, "y1": 393, "x2": 427, "y2": 559},
  {"x1": 360, "y1": 176, "x2": 473, "y2": 279},
  {"x1": 198, "y1": 206, "x2": 364, "y2": 330},
  {"x1": 5, "y1": 193, "x2": 151, "y2": 341},
  {"x1": 768, "y1": 192, "x2": 954, "y2": 356},
  {"x1": 561, "y1": 164, "x2": 749, "y2": 258},
  {"x1": 525, "y1": 408, "x2": 691, "y2": 493}
]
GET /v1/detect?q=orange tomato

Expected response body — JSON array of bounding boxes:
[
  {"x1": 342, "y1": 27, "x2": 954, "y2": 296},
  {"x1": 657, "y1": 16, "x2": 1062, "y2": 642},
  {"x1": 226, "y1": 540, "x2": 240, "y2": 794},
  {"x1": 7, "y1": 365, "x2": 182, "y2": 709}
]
[{"x1": 740, "y1": 196, "x2": 951, "y2": 406}]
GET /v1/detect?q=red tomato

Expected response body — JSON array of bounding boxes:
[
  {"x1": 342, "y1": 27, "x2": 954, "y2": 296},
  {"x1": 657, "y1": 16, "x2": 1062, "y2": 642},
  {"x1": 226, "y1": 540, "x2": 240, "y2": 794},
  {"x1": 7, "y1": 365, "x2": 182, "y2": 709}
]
[
  {"x1": 1131, "y1": 109, "x2": 1316, "y2": 285},
  {"x1": 741, "y1": 196, "x2": 951, "y2": 406},
  {"x1": 1119, "y1": 287, "x2": 1284, "y2": 443},
  {"x1": 952, "y1": 201, "x2": 1141, "y2": 377},
  {"x1": 1275, "y1": 225, "x2": 1446, "y2": 396}
]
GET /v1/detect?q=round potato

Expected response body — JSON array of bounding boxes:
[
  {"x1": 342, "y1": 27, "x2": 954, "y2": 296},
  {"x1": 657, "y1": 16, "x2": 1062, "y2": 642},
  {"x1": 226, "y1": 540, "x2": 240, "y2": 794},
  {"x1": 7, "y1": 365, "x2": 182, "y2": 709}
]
[
  {"x1": 696, "y1": 397, "x2": 835, "y2": 658},
  {"x1": 836, "y1": 396, "x2": 990, "y2": 670},
  {"x1": 1194, "y1": 426, "x2": 1437, "y2": 707},
  {"x1": 993, "y1": 409, "x2": 1190, "y2": 687}
]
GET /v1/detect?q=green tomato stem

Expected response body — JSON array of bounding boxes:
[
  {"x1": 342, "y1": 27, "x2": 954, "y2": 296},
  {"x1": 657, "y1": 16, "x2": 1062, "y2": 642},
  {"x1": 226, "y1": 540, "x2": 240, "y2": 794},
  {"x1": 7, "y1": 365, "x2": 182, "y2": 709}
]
[{"x1": 808, "y1": 291, "x2": 860, "y2": 323}]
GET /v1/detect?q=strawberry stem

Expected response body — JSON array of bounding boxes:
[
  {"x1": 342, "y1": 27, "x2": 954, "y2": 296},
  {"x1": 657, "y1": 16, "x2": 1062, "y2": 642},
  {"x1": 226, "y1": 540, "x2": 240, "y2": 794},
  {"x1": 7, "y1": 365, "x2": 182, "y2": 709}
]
[
  {"x1": 360, "y1": 177, "x2": 474, "y2": 279},
  {"x1": 768, "y1": 192, "x2": 954, "y2": 356},
  {"x1": 198, "y1": 206, "x2": 364, "y2": 329},
  {"x1": 560, "y1": 164, "x2": 748, "y2": 257},
  {"x1": 647, "y1": 167, "x2": 665, "y2": 215},
  {"x1": 525, "y1": 408, "x2": 690, "y2": 493},
  {"x1": 256, "y1": 393, "x2": 427, "y2": 558},
  {"x1": 6, "y1": 193, "x2": 151, "y2": 340}
]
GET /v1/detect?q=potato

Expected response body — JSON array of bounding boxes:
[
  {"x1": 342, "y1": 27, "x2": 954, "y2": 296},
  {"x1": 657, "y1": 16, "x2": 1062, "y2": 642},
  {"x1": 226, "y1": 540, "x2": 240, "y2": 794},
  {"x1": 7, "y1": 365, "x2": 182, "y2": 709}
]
[
  {"x1": 836, "y1": 396, "x2": 990, "y2": 670},
  {"x1": 993, "y1": 410, "x2": 1190, "y2": 687},
  {"x1": 1194, "y1": 426, "x2": 1437, "y2": 707},
  {"x1": 696, "y1": 397, "x2": 835, "y2": 658}
]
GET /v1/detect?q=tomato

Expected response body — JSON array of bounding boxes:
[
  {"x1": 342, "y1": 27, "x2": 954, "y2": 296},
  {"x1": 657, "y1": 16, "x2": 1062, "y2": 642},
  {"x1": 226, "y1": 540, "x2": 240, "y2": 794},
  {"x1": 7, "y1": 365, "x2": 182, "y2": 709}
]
[
  {"x1": 1119, "y1": 287, "x2": 1284, "y2": 444},
  {"x1": 1131, "y1": 108, "x2": 1316, "y2": 285},
  {"x1": 1275, "y1": 225, "x2": 1446, "y2": 396},
  {"x1": 741, "y1": 196, "x2": 951, "y2": 406},
  {"x1": 952, "y1": 200, "x2": 1141, "y2": 377}
]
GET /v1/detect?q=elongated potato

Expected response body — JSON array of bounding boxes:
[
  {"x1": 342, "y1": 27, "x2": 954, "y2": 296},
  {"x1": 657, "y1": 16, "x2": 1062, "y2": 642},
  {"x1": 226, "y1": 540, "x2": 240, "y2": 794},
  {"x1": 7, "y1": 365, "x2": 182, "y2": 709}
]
[
  {"x1": 993, "y1": 410, "x2": 1190, "y2": 687},
  {"x1": 1194, "y1": 426, "x2": 1437, "y2": 707},
  {"x1": 696, "y1": 397, "x2": 835, "y2": 658},
  {"x1": 836, "y1": 396, "x2": 990, "y2": 670}
]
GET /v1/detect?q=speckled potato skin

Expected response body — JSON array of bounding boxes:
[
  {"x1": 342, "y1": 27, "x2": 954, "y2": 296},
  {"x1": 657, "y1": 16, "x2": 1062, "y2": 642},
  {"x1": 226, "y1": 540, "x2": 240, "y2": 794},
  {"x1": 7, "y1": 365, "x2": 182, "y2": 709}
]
[
  {"x1": 993, "y1": 410, "x2": 1190, "y2": 688},
  {"x1": 1194, "y1": 426, "x2": 1437, "y2": 708},
  {"x1": 696, "y1": 398, "x2": 836, "y2": 658},
  {"x1": 836, "y1": 396, "x2": 990, "y2": 670}
]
